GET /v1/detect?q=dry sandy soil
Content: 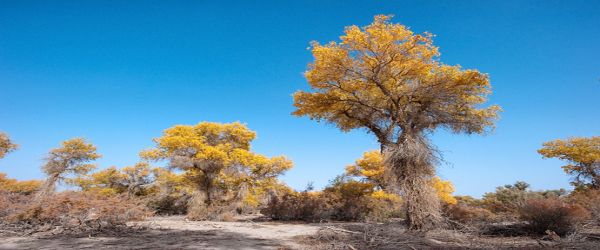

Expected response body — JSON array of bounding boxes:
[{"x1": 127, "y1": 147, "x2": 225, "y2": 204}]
[
  {"x1": 1, "y1": 216, "x2": 599, "y2": 249},
  {"x1": 0, "y1": 216, "x2": 320, "y2": 250}
]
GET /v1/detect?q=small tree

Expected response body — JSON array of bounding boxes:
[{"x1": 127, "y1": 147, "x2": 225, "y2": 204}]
[
  {"x1": 141, "y1": 122, "x2": 292, "y2": 207},
  {"x1": 72, "y1": 162, "x2": 156, "y2": 197},
  {"x1": 0, "y1": 132, "x2": 18, "y2": 159},
  {"x1": 293, "y1": 15, "x2": 499, "y2": 230},
  {"x1": 37, "y1": 138, "x2": 101, "y2": 199},
  {"x1": 538, "y1": 136, "x2": 600, "y2": 189}
]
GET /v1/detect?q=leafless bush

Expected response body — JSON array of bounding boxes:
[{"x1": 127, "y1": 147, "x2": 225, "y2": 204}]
[
  {"x1": 6, "y1": 191, "x2": 151, "y2": 233},
  {"x1": 519, "y1": 198, "x2": 590, "y2": 236},
  {"x1": 569, "y1": 189, "x2": 600, "y2": 224},
  {"x1": 443, "y1": 204, "x2": 496, "y2": 224},
  {"x1": 261, "y1": 191, "x2": 335, "y2": 222},
  {"x1": 186, "y1": 193, "x2": 238, "y2": 221}
]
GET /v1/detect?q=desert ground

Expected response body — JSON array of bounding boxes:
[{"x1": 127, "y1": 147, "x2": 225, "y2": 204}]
[
  {"x1": 2, "y1": 215, "x2": 599, "y2": 249},
  {"x1": 0, "y1": 215, "x2": 318, "y2": 250}
]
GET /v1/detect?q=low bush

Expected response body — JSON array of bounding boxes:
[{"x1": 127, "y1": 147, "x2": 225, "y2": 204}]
[
  {"x1": 0, "y1": 190, "x2": 31, "y2": 218},
  {"x1": 261, "y1": 191, "x2": 335, "y2": 221},
  {"x1": 569, "y1": 189, "x2": 600, "y2": 224},
  {"x1": 519, "y1": 198, "x2": 590, "y2": 235},
  {"x1": 0, "y1": 173, "x2": 43, "y2": 195},
  {"x1": 443, "y1": 204, "x2": 496, "y2": 224},
  {"x1": 262, "y1": 180, "x2": 402, "y2": 222},
  {"x1": 8, "y1": 191, "x2": 151, "y2": 232}
]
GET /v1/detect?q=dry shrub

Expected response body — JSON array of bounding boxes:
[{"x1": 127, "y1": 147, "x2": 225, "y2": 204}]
[
  {"x1": 262, "y1": 181, "x2": 402, "y2": 222},
  {"x1": 0, "y1": 190, "x2": 31, "y2": 218},
  {"x1": 9, "y1": 191, "x2": 151, "y2": 232},
  {"x1": 568, "y1": 189, "x2": 600, "y2": 223},
  {"x1": 186, "y1": 193, "x2": 238, "y2": 221},
  {"x1": 519, "y1": 198, "x2": 590, "y2": 236},
  {"x1": 443, "y1": 204, "x2": 495, "y2": 224},
  {"x1": 261, "y1": 191, "x2": 334, "y2": 221},
  {"x1": 146, "y1": 192, "x2": 190, "y2": 215}
]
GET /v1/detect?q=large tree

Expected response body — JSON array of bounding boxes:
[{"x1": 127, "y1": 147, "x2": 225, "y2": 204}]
[
  {"x1": 37, "y1": 138, "x2": 101, "y2": 198},
  {"x1": 141, "y1": 121, "x2": 292, "y2": 207},
  {"x1": 538, "y1": 136, "x2": 600, "y2": 189},
  {"x1": 293, "y1": 15, "x2": 499, "y2": 229},
  {"x1": 0, "y1": 132, "x2": 18, "y2": 159}
]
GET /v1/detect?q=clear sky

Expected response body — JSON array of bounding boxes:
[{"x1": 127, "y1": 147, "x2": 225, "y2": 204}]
[{"x1": 1, "y1": 0, "x2": 598, "y2": 197}]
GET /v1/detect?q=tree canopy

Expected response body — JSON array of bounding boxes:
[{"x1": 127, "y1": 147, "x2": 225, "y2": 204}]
[
  {"x1": 539, "y1": 137, "x2": 600, "y2": 189},
  {"x1": 38, "y1": 138, "x2": 101, "y2": 197},
  {"x1": 0, "y1": 132, "x2": 18, "y2": 159},
  {"x1": 141, "y1": 121, "x2": 293, "y2": 207},
  {"x1": 293, "y1": 15, "x2": 500, "y2": 146}
]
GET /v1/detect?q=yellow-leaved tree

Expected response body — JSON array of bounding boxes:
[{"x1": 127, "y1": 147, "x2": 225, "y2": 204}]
[
  {"x1": 37, "y1": 138, "x2": 101, "y2": 199},
  {"x1": 71, "y1": 162, "x2": 156, "y2": 197},
  {"x1": 0, "y1": 132, "x2": 18, "y2": 160},
  {"x1": 0, "y1": 173, "x2": 43, "y2": 195},
  {"x1": 538, "y1": 136, "x2": 600, "y2": 190},
  {"x1": 293, "y1": 15, "x2": 499, "y2": 229},
  {"x1": 141, "y1": 122, "x2": 293, "y2": 210},
  {"x1": 346, "y1": 150, "x2": 457, "y2": 204}
]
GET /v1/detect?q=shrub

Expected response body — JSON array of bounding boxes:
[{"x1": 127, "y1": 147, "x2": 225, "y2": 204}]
[
  {"x1": 0, "y1": 190, "x2": 31, "y2": 218},
  {"x1": 10, "y1": 191, "x2": 151, "y2": 232},
  {"x1": 568, "y1": 189, "x2": 600, "y2": 223},
  {"x1": 262, "y1": 180, "x2": 402, "y2": 222},
  {"x1": 261, "y1": 191, "x2": 335, "y2": 222},
  {"x1": 0, "y1": 173, "x2": 43, "y2": 195},
  {"x1": 519, "y1": 198, "x2": 590, "y2": 235},
  {"x1": 444, "y1": 204, "x2": 495, "y2": 224}
]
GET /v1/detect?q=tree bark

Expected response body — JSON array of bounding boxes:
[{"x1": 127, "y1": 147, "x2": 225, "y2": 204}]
[
  {"x1": 34, "y1": 172, "x2": 60, "y2": 202},
  {"x1": 383, "y1": 132, "x2": 441, "y2": 230}
]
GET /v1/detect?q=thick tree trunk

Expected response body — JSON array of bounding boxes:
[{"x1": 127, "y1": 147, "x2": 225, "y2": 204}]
[{"x1": 382, "y1": 132, "x2": 441, "y2": 230}]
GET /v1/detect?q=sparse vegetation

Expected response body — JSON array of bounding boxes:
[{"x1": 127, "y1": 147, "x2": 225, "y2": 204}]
[{"x1": 1, "y1": 10, "x2": 598, "y2": 250}]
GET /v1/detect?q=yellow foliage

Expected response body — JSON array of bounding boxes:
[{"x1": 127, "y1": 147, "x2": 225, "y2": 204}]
[
  {"x1": 431, "y1": 177, "x2": 457, "y2": 205},
  {"x1": 43, "y1": 138, "x2": 101, "y2": 179},
  {"x1": 293, "y1": 15, "x2": 500, "y2": 138},
  {"x1": 538, "y1": 136, "x2": 600, "y2": 189},
  {"x1": 370, "y1": 190, "x2": 401, "y2": 202},
  {"x1": 346, "y1": 150, "x2": 457, "y2": 204},
  {"x1": 346, "y1": 151, "x2": 386, "y2": 188},
  {"x1": 0, "y1": 172, "x2": 42, "y2": 195},
  {"x1": 141, "y1": 121, "x2": 293, "y2": 207},
  {"x1": 72, "y1": 163, "x2": 157, "y2": 196},
  {"x1": 0, "y1": 132, "x2": 18, "y2": 159}
]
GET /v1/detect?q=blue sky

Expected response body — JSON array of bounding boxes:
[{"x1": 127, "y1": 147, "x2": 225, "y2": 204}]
[{"x1": 1, "y1": 1, "x2": 598, "y2": 197}]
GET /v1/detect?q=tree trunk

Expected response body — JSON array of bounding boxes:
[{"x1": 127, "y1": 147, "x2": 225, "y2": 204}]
[
  {"x1": 382, "y1": 132, "x2": 441, "y2": 230},
  {"x1": 34, "y1": 172, "x2": 60, "y2": 202},
  {"x1": 201, "y1": 174, "x2": 214, "y2": 206}
]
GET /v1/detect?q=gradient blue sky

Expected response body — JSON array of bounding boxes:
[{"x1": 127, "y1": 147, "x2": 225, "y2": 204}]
[{"x1": 1, "y1": 1, "x2": 598, "y2": 197}]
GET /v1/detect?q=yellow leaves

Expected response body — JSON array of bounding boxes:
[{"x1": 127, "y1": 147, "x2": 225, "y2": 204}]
[
  {"x1": 144, "y1": 121, "x2": 293, "y2": 205},
  {"x1": 0, "y1": 132, "x2": 18, "y2": 159},
  {"x1": 539, "y1": 137, "x2": 600, "y2": 166},
  {"x1": 43, "y1": 138, "x2": 101, "y2": 179},
  {"x1": 347, "y1": 150, "x2": 457, "y2": 204},
  {"x1": 294, "y1": 15, "x2": 500, "y2": 141},
  {"x1": 538, "y1": 137, "x2": 600, "y2": 188},
  {"x1": 431, "y1": 177, "x2": 457, "y2": 205},
  {"x1": 0, "y1": 172, "x2": 42, "y2": 195},
  {"x1": 346, "y1": 150, "x2": 386, "y2": 186},
  {"x1": 370, "y1": 190, "x2": 401, "y2": 202}
]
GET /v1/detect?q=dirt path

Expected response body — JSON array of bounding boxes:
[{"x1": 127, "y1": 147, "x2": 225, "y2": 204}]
[{"x1": 0, "y1": 216, "x2": 321, "y2": 250}]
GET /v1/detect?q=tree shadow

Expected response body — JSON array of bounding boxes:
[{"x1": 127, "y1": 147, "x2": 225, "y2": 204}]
[{"x1": 0, "y1": 228, "x2": 287, "y2": 250}]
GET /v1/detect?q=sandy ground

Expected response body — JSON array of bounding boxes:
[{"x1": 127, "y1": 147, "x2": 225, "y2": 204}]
[{"x1": 0, "y1": 216, "x2": 321, "y2": 250}]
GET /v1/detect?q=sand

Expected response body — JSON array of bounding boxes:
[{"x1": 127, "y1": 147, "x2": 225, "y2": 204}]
[{"x1": 0, "y1": 216, "x2": 321, "y2": 250}]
